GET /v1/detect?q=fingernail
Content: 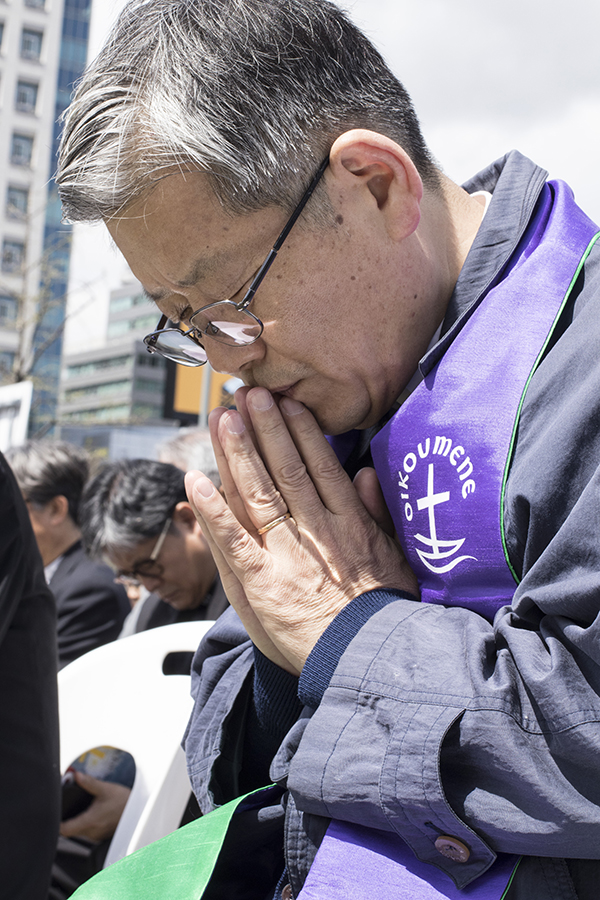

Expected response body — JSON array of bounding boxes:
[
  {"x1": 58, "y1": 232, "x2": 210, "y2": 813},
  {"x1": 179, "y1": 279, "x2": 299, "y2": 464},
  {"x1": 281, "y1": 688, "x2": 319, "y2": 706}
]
[
  {"x1": 280, "y1": 397, "x2": 305, "y2": 416},
  {"x1": 225, "y1": 411, "x2": 245, "y2": 434},
  {"x1": 249, "y1": 388, "x2": 273, "y2": 411},
  {"x1": 195, "y1": 476, "x2": 215, "y2": 498}
]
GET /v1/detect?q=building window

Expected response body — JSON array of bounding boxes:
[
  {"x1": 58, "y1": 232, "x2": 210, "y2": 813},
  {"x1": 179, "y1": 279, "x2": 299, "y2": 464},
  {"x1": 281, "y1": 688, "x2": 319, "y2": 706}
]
[
  {"x1": 2, "y1": 240, "x2": 26, "y2": 274},
  {"x1": 6, "y1": 186, "x2": 29, "y2": 219},
  {"x1": 15, "y1": 80, "x2": 38, "y2": 114},
  {"x1": 65, "y1": 355, "x2": 131, "y2": 379},
  {"x1": 11, "y1": 134, "x2": 34, "y2": 167},
  {"x1": 63, "y1": 405, "x2": 130, "y2": 424},
  {"x1": 132, "y1": 403, "x2": 162, "y2": 420},
  {"x1": 107, "y1": 314, "x2": 157, "y2": 340},
  {"x1": 134, "y1": 377, "x2": 161, "y2": 394},
  {"x1": 0, "y1": 22, "x2": 5, "y2": 51},
  {"x1": 25, "y1": 0, "x2": 46, "y2": 9},
  {"x1": 0, "y1": 296, "x2": 17, "y2": 326},
  {"x1": 109, "y1": 293, "x2": 147, "y2": 314},
  {"x1": 137, "y1": 352, "x2": 164, "y2": 368},
  {"x1": 64, "y1": 380, "x2": 131, "y2": 402},
  {"x1": 21, "y1": 28, "x2": 43, "y2": 61}
]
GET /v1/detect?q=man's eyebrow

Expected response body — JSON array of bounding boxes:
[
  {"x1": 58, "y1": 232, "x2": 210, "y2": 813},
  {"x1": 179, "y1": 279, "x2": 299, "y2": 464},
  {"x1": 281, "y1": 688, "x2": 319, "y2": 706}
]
[
  {"x1": 143, "y1": 287, "x2": 167, "y2": 303},
  {"x1": 141, "y1": 261, "x2": 215, "y2": 305},
  {"x1": 143, "y1": 247, "x2": 250, "y2": 303},
  {"x1": 176, "y1": 250, "x2": 233, "y2": 288},
  {"x1": 175, "y1": 258, "x2": 213, "y2": 287}
]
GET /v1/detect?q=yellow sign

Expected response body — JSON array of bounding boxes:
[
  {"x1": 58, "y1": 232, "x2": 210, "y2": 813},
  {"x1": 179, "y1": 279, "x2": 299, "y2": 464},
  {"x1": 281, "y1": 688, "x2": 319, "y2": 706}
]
[{"x1": 173, "y1": 365, "x2": 234, "y2": 416}]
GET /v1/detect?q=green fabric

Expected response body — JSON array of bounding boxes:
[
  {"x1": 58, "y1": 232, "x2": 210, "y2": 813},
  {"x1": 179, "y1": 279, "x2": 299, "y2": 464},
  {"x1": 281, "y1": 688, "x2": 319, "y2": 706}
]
[{"x1": 71, "y1": 785, "x2": 274, "y2": 900}]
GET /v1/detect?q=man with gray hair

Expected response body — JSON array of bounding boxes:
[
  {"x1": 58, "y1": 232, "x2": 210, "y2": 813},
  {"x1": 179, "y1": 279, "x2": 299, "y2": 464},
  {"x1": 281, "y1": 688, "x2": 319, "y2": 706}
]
[
  {"x1": 56, "y1": 1, "x2": 600, "y2": 897},
  {"x1": 49, "y1": 458, "x2": 228, "y2": 899},
  {"x1": 7, "y1": 440, "x2": 130, "y2": 667},
  {"x1": 158, "y1": 428, "x2": 221, "y2": 484},
  {"x1": 80, "y1": 458, "x2": 228, "y2": 630}
]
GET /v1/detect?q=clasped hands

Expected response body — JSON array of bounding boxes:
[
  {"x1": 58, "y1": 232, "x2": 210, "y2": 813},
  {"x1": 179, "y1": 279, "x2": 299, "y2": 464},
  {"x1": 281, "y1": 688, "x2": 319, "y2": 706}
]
[{"x1": 185, "y1": 387, "x2": 419, "y2": 676}]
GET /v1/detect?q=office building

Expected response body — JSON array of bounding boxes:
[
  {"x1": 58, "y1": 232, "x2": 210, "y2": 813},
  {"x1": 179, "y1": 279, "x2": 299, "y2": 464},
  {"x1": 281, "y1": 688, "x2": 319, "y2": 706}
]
[
  {"x1": 0, "y1": 0, "x2": 91, "y2": 433},
  {"x1": 59, "y1": 281, "x2": 168, "y2": 426}
]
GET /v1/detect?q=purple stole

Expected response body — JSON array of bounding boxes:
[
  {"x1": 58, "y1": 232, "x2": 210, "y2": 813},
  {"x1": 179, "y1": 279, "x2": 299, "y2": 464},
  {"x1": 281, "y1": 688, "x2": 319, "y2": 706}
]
[{"x1": 303, "y1": 182, "x2": 600, "y2": 899}]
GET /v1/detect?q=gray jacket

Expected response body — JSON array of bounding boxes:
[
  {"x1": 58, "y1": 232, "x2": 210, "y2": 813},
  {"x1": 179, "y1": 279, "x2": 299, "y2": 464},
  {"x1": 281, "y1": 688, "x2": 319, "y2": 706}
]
[{"x1": 184, "y1": 151, "x2": 600, "y2": 899}]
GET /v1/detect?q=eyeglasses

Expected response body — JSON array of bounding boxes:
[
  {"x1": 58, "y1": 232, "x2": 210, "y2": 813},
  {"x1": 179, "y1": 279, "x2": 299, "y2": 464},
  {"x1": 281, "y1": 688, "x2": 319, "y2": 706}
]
[
  {"x1": 114, "y1": 516, "x2": 172, "y2": 587},
  {"x1": 143, "y1": 157, "x2": 329, "y2": 367}
]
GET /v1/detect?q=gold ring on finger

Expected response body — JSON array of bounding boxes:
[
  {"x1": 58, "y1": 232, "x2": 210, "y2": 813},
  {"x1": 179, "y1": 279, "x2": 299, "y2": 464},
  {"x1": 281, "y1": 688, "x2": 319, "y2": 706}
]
[{"x1": 257, "y1": 512, "x2": 293, "y2": 535}]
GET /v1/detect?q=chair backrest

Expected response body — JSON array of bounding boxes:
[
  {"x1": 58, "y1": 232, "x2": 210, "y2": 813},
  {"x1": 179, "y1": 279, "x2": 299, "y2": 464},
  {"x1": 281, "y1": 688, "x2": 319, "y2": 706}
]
[{"x1": 58, "y1": 621, "x2": 213, "y2": 865}]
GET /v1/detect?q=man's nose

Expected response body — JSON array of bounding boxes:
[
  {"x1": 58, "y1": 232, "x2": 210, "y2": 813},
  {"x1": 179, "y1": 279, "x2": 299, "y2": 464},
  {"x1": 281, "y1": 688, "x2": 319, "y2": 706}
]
[
  {"x1": 139, "y1": 573, "x2": 162, "y2": 592},
  {"x1": 204, "y1": 336, "x2": 265, "y2": 376}
]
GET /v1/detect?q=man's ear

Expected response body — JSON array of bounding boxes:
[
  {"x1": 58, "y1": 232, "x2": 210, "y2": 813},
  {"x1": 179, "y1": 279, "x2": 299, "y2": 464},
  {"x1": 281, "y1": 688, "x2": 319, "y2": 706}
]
[
  {"x1": 173, "y1": 501, "x2": 201, "y2": 533},
  {"x1": 328, "y1": 129, "x2": 423, "y2": 242},
  {"x1": 48, "y1": 494, "x2": 70, "y2": 525}
]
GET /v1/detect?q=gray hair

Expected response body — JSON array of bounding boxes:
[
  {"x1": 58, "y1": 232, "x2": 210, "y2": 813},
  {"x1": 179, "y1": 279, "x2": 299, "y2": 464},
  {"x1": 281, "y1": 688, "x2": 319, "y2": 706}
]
[
  {"x1": 6, "y1": 440, "x2": 90, "y2": 525},
  {"x1": 57, "y1": 0, "x2": 439, "y2": 222},
  {"x1": 158, "y1": 428, "x2": 221, "y2": 485},
  {"x1": 80, "y1": 458, "x2": 188, "y2": 557}
]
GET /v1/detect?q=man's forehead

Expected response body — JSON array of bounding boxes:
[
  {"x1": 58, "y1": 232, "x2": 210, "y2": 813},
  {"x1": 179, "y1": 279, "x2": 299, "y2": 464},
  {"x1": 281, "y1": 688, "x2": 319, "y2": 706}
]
[
  {"x1": 107, "y1": 170, "x2": 284, "y2": 293},
  {"x1": 140, "y1": 247, "x2": 241, "y2": 304},
  {"x1": 107, "y1": 535, "x2": 156, "y2": 570}
]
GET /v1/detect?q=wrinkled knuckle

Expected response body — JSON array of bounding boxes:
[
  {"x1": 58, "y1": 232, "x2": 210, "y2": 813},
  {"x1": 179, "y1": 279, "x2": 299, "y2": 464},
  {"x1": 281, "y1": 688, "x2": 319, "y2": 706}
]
[
  {"x1": 235, "y1": 535, "x2": 261, "y2": 567},
  {"x1": 278, "y1": 461, "x2": 308, "y2": 491},
  {"x1": 256, "y1": 415, "x2": 285, "y2": 439},
  {"x1": 252, "y1": 483, "x2": 284, "y2": 511},
  {"x1": 211, "y1": 503, "x2": 234, "y2": 531},
  {"x1": 314, "y1": 455, "x2": 345, "y2": 482}
]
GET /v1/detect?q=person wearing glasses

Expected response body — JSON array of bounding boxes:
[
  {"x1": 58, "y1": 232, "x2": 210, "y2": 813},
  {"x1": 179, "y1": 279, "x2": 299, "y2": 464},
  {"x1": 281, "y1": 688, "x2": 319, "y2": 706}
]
[
  {"x1": 6, "y1": 440, "x2": 130, "y2": 669},
  {"x1": 79, "y1": 459, "x2": 228, "y2": 632},
  {"x1": 55, "y1": 1, "x2": 600, "y2": 898},
  {"x1": 50, "y1": 458, "x2": 227, "y2": 900}
]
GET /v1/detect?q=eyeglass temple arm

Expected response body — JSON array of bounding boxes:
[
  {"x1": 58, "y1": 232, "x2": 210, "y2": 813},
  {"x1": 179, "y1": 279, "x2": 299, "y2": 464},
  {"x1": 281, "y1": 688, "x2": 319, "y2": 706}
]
[
  {"x1": 144, "y1": 314, "x2": 171, "y2": 354},
  {"x1": 237, "y1": 156, "x2": 329, "y2": 310}
]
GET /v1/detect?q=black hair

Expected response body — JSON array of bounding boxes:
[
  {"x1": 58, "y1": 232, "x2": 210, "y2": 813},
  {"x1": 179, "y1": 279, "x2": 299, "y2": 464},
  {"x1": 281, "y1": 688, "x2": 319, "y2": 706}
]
[{"x1": 6, "y1": 440, "x2": 90, "y2": 525}]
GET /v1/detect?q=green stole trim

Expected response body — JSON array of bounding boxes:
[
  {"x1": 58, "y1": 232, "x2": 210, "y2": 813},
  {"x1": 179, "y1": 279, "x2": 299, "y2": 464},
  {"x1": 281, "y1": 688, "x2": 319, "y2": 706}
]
[{"x1": 70, "y1": 784, "x2": 280, "y2": 899}]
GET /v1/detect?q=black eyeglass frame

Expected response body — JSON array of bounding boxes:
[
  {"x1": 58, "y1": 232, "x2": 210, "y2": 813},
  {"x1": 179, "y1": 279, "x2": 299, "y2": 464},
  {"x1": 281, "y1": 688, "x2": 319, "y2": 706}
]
[
  {"x1": 143, "y1": 156, "x2": 330, "y2": 366},
  {"x1": 113, "y1": 516, "x2": 172, "y2": 587}
]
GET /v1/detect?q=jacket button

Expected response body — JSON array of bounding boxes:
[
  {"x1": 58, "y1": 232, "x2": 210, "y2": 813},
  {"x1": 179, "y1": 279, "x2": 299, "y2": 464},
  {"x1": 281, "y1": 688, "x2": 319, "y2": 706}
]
[
  {"x1": 281, "y1": 884, "x2": 293, "y2": 900},
  {"x1": 434, "y1": 836, "x2": 471, "y2": 863}
]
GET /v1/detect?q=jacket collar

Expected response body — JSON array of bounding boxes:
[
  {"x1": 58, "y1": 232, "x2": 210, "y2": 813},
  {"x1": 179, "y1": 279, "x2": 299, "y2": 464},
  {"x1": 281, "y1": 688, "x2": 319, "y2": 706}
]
[{"x1": 420, "y1": 150, "x2": 548, "y2": 377}]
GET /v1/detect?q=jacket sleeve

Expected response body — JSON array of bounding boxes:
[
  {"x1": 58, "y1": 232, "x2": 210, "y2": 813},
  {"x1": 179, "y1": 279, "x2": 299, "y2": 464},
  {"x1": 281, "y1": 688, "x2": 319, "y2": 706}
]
[
  {"x1": 0, "y1": 455, "x2": 60, "y2": 898},
  {"x1": 288, "y1": 522, "x2": 600, "y2": 887},
  {"x1": 184, "y1": 607, "x2": 302, "y2": 811}
]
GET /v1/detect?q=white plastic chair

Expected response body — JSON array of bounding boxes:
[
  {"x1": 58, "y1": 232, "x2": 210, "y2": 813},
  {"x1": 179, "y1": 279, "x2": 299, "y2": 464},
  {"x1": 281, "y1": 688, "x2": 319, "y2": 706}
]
[{"x1": 58, "y1": 620, "x2": 213, "y2": 866}]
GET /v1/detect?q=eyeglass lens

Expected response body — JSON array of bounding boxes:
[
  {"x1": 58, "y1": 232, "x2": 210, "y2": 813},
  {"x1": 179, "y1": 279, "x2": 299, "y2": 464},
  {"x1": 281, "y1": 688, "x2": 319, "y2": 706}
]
[
  {"x1": 151, "y1": 330, "x2": 208, "y2": 366},
  {"x1": 145, "y1": 158, "x2": 328, "y2": 366},
  {"x1": 190, "y1": 300, "x2": 262, "y2": 346}
]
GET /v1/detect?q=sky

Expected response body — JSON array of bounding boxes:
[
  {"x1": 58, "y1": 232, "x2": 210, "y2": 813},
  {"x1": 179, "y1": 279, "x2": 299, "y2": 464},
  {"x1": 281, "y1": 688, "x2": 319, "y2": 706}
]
[{"x1": 64, "y1": 0, "x2": 600, "y2": 351}]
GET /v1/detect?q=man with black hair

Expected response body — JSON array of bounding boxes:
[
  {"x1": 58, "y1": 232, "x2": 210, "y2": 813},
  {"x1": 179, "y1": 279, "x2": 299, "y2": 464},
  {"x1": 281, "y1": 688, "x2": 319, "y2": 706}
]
[{"x1": 7, "y1": 440, "x2": 130, "y2": 668}]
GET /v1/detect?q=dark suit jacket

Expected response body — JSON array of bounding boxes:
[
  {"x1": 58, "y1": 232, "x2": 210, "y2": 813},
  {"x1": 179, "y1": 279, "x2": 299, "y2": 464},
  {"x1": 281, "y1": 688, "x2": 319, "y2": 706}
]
[
  {"x1": 49, "y1": 541, "x2": 130, "y2": 668},
  {"x1": 130, "y1": 578, "x2": 230, "y2": 675},
  {"x1": 0, "y1": 453, "x2": 60, "y2": 899},
  {"x1": 134, "y1": 577, "x2": 230, "y2": 632}
]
